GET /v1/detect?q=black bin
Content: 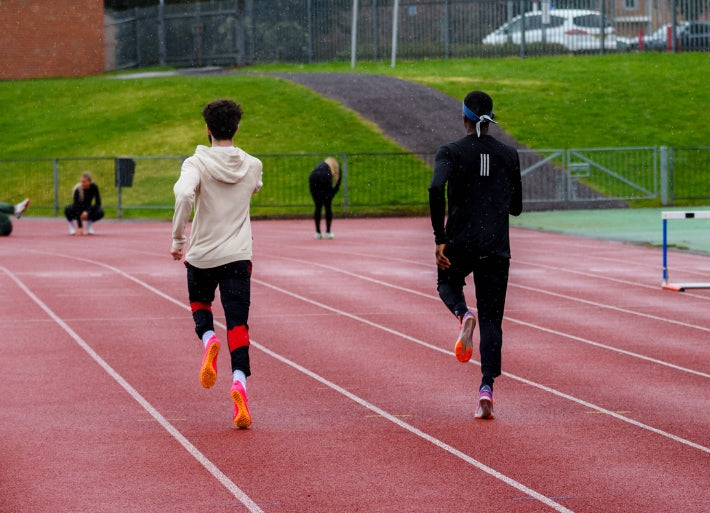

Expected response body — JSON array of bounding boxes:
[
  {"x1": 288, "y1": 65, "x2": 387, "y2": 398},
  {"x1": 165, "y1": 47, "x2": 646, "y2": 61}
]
[{"x1": 115, "y1": 158, "x2": 135, "y2": 187}]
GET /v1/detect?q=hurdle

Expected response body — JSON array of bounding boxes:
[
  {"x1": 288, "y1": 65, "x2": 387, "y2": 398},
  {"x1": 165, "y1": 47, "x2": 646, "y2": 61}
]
[{"x1": 661, "y1": 210, "x2": 710, "y2": 291}]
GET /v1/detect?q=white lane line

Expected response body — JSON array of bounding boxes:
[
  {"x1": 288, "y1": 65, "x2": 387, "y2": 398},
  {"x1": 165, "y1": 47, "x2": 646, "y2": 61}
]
[
  {"x1": 19, "y1": 250, "x2": 710, "y2": 508},
  {"x1": 502, "y1": 316, "x2": 710, "y2": 379},
  {"x1": 0, "y1": 266, "x2": 265, "y2": 513},
  {"x1": 252, "y1": 278, "x2": 710, "y2": 456},
  {"x1": 269, "y1": 256, "x2": 710, "y2": 379},
  {"x1": 18, "y1": 254, "x2": 576, "y2": 512},
  {"x1": 252, "y1": 339, "x2": 576, "y2": 513},
  {"x1": 269, "y1": 242, "x2": 710, "y2": 301},
  {"x1": 510, "y1": 282, "x2": 710, "y2": 333},
  {"x1": 513, "y1": 258, "x2": 710, "y2": 300}
]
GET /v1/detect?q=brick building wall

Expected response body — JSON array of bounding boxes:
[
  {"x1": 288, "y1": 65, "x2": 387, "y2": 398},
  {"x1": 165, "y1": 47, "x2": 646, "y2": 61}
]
[{"x1": 0, "y1": 0, "x2": 104, "y2": 80}]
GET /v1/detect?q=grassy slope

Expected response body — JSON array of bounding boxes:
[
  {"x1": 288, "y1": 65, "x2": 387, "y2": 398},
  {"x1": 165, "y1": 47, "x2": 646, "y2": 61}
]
[
  {"x1": 2, "y1": 53, "x2": 708, "y2": 159},
  {"x1": 0, "y1": 74, "x2": 404, "y2": 159},
  {"x1": 1, "y1": 53, "x2": 708, "y2": 219},
  {"x1": 248, "y1": 52, "x2": 710, "y2": 149}
]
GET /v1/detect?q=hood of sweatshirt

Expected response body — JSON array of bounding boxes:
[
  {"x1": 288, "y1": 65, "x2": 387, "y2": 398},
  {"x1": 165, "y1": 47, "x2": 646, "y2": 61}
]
[{"x1": 191, "y1": 144, "x2": 252, "y2": 184}]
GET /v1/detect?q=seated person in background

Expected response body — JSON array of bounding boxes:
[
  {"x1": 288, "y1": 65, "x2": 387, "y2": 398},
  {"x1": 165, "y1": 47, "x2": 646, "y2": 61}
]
[{"x1": 65, "y1": 172, "x2": 104, "y2": 235}]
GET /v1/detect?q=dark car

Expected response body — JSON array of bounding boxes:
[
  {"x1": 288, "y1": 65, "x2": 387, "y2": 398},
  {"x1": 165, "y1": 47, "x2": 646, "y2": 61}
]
[
  {"x1": 637, "y1": 23, "x2": 688, "y2": 51},
  {"x1": 678, "y1": 21, "x2": 710, "y2": 50},
  {"x1": 644, "y1": 21, "x2": 710, "y2": 51}
]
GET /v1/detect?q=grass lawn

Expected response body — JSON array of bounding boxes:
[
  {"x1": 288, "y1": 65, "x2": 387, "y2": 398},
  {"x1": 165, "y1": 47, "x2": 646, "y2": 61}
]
[
  {"x1": 3, "y1": 53, "x2": 708, "y2": 158},
  {"x1": 246, "y1": 52, "x2": 710, "y2": 149},
  {"x1": 0, "y1": 74, "x2": 404, "y2": 158},
  {"x1": 1, "y1": 53, "x2": 708, "y2": 217}
]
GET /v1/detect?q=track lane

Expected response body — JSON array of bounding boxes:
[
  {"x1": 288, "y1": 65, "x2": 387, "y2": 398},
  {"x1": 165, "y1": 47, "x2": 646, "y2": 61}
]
[
  {"x1": 3, "y1": 219, "x2": 710, "y2": 512},
  {"x1": 249, "y1": 256, "x2": 710, "y2": 446},
  {"x1": 0, "y1": 266, "x2": 259, "y2": 513},
  {"x1": 248, "y1": 266, "x2": 710, "y2": 512},
  {"x1": 1, "y1": 251, "x2": 577, "y2": 512}
]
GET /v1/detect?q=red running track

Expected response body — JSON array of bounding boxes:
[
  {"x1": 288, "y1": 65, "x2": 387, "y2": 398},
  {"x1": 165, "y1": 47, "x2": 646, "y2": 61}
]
[{"x1": 1, "y1": 217, "x2": 709, "y2": 513}]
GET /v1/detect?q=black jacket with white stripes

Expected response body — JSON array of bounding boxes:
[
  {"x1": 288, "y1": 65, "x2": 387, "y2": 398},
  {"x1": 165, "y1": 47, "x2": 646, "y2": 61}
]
[{"x1": 429, "y1": 133, "x2": 522, "y2": 258}]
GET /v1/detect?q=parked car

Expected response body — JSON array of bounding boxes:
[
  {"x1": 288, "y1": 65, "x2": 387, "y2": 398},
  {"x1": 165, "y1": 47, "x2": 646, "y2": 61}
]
[
  {"x1": 616, "y1": 23, "x2": 686, "y2": 51},
  {"x1": 482, "y1": 9, "x2": 616, "y2": 51},
  {"x1": 632, "y1": 22, "x2": 710, "y2": 51},
  {"x1": 615, "y1": 35, "x2": 637, "y2": 50},
  {"x1": 678, "y1": 21, "x2": 710, "y2": 50},
  {"x1": 643, "y1": 23, "x2": 690, "y2": 50}
]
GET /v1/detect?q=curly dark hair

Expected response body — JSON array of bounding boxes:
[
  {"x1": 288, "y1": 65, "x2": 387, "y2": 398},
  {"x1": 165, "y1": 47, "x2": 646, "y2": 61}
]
[{"x1": 202, "y1": 99, "x2": 243, "y2": 141}]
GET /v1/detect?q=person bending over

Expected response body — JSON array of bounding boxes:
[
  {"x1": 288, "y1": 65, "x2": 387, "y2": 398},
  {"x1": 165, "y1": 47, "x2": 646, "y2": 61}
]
[{"x1": 308, "y1": 157, "x2": 341, "y2": 239}]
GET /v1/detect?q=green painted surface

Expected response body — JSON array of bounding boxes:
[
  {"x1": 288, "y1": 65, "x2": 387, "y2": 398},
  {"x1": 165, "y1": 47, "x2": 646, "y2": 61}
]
[{"x1": 511, "y1": 207, "x2": 710, "y2": 254}]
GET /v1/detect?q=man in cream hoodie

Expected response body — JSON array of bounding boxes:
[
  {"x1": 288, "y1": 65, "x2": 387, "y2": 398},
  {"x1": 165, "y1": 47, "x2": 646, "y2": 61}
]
[{"x1": 171, "y1": 99, "x2": 263, "y2": 428}]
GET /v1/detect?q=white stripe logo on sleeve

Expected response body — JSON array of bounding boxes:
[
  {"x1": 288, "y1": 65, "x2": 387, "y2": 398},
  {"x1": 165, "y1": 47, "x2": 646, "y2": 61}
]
[{"x1": 480, "y1": 154, "x2": 490, "y2": 176}]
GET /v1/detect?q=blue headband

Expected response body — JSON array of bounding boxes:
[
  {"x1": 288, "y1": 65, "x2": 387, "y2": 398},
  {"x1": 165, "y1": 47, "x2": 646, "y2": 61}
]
[{"x1": 462, "y1": 102, "x2": 496, "y2": 137}]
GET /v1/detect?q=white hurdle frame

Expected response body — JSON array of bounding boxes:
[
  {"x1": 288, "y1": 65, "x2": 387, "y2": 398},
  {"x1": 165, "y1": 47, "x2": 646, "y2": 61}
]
[{"x1": 661, "y1": 210, "x2": 710, "y2": 291}]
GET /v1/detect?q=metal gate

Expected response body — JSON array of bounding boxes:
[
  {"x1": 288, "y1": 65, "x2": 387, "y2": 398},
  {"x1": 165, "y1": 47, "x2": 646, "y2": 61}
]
[{"x1": 519, "y1": 146, "x2": 658, "y2": 208}]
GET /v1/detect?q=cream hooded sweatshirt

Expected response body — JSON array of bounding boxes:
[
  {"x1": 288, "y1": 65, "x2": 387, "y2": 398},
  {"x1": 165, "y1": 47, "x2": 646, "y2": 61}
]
[{"x1": 172, "y1": 145, "x2": 263, "y2": 269}]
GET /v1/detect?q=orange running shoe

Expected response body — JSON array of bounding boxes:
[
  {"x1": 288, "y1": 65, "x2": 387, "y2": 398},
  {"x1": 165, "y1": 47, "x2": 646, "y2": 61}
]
[
  {"x1": 230, "y1": 381, "x2": 252, "y2": 428},
  {"x1": 199, "y1": 336, "x2": 220, "y2": 388},
  {"x1": 454, "y1": 311, "x2": 476, "y2": 362}
]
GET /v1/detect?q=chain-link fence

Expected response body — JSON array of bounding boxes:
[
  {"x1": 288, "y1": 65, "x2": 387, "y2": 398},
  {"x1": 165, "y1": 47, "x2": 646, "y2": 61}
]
[
  {"x1": 2, "y1": 147, "x2": 707, "y2": 219},
  {"x1": 669, "y1": 146, "x2": 710, "y2": 202},
  {"x1": 105, "y1": 0, "x2": 710, "y2": 70}
]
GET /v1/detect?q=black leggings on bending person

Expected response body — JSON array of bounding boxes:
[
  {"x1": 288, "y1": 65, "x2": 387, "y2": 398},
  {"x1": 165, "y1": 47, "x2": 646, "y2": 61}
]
[{"x1": 309, "y1": 173, "x2": 335, "y2": 234}]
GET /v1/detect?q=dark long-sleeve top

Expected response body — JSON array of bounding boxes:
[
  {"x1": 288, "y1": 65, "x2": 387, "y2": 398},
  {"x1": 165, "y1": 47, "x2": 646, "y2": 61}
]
[
  {"x1": 72, "y1": 183, "x2": 101, "y2": 210},
  {"x1": 429, "y1": 133, "x2": 522, "y2": 258},
  {"x1": 309, "y1": 161, "x2": 342, "y2": 196}
]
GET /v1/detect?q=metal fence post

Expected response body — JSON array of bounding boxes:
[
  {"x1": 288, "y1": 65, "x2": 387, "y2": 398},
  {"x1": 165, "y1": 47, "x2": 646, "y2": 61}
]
[
  {"x1": 53, "y1": 158, "x2": 59, "y2": 216},
  {"x1": 372, "y1": 0, "x2": 379, "y2": 60},
  {"x1": 117, "y1": 181, "x2": 123, "y2": 219},
  {"x1": 306, "y1": 0, "x2": 313, "y2": 63},
  {"x1": 158, "y1": 0, "x2": 166, "y2": 65},
  {"x1": 659, "y1": 145, "x2": 669, "y2": 205},
  {"x1": 520, "y1": 0, "x2": 526, "y2": 59},
  {"x1": 342, "y1": 153, "x2": 349, "y2": 213},
  {"x1": 669, "y1": 147, "x2": 675, "y2": 205},
  {"x1": 391, "y1": 0, "x2": 399, "y2": 68},
  {"x1": 443, "y1": 0, "x2": 450, "y2": 59},
  {"x1": 134, "y1": 7, "x2": 142, "y2": 67},
  {"x1": 671, "y1": 0, "x2": 678, "y2": 53},
  {"x1": 600, "y1": 0, "x2": 606, "y2": 54},
  {"x1": 351, "y1": 0, "x2": 359, "y2": 68}
]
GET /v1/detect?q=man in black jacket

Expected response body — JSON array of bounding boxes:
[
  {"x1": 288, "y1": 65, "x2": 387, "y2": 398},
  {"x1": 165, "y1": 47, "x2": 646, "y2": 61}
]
[{"x1": 429, "y1": 90, "x2": 522, "y2": 420}]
